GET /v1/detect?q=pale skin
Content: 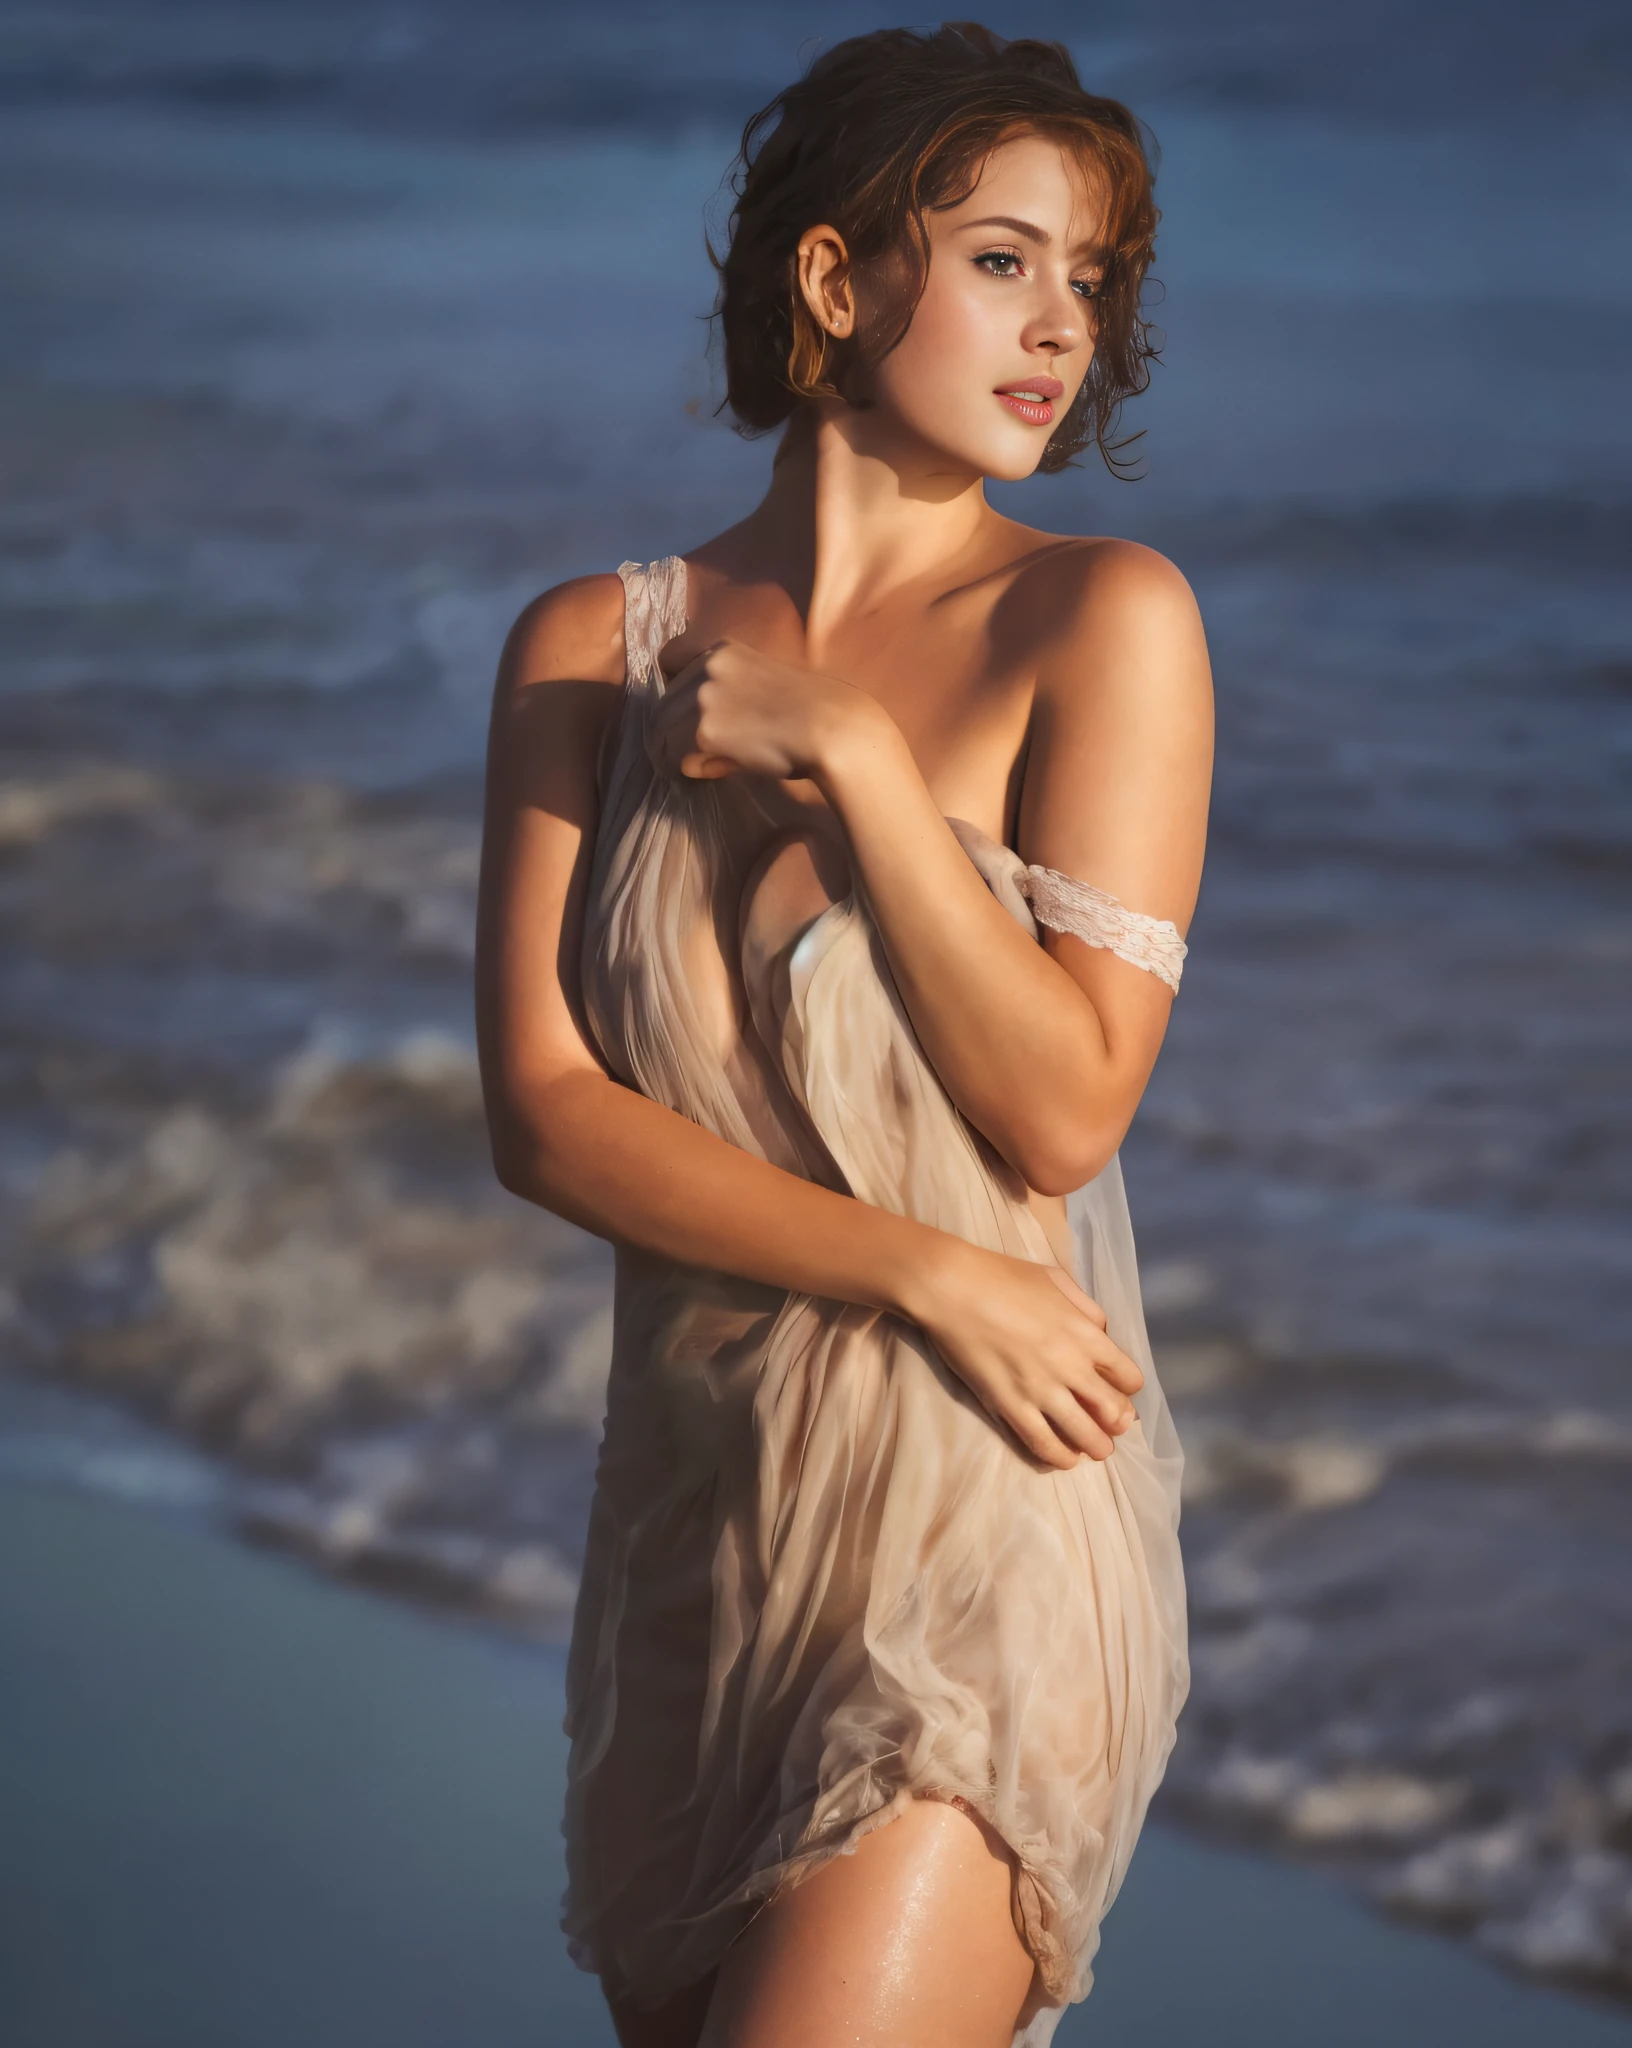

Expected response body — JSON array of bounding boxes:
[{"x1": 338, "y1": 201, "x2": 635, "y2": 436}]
[{"x1": 477, "y1": 133, "x2": 1213, "y2": 2048}]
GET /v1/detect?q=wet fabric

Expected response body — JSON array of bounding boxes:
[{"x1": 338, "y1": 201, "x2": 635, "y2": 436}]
[{"x1": 562, "y1": 557, "x2": 1189, "y2": 2043}]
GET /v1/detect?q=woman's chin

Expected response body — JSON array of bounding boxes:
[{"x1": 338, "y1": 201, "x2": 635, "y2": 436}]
[
  {"x1": 910, "y1": 426, "x2": 1049, "y2": 485},
  {"x1": 978, "y1": 438, "x2": 1051, "y2": 485},
  {"x1": 954, "y1": 415, "x2": 1058, "y2": 483}
]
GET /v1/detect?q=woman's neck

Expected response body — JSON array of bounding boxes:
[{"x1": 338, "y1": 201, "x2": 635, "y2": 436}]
[{"x1": 751, "y1": 404, "x2": 992, "y2": 654}]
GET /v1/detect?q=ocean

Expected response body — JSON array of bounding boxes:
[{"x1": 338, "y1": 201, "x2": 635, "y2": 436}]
[{"x1": 2, "y1": 0, "x2": 1630, "y2": 2003}]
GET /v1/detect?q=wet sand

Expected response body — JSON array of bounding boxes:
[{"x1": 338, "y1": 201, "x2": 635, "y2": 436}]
[{"x1": 5, "y1": 1473, "x2": 1631, "y2": 2048}]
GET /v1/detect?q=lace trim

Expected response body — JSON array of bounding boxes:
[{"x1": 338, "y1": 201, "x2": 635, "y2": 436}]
[
  {"x1": 1019, "y1": 864, "x2": 1187, "y2": 994},
  {"x1": 616, "y1": 556, "x2": 688, "y2": 693}
]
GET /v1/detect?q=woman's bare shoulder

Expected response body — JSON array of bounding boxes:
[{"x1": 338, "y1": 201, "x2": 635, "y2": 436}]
[
  {"x1": 1005, "y1": 533, "x2": 1209, "y2": 712},
  {"x1": 1004, "y1": 528, "x2": 1199, "y2": 622},
  {"x1": 498, "y1": 571, "x2": 629, "y2": 695}
]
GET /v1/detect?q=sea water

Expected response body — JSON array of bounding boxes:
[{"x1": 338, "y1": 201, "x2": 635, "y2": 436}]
[{"x1": 2, "y1": 0, "x2": 1629, "y2": 1999}]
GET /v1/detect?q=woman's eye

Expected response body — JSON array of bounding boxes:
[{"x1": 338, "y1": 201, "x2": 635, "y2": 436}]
[
  {"x1": 974, "y1": 250, "x2": 1024, "y2": 277},
  {"x1": 1072, "y1": 277, "x2": 1104, "y2": 301}
]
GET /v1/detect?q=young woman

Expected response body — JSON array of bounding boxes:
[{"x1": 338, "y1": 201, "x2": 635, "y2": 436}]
[{"x1": 476, "y1": 25, "x2": 1211, "y2": 2048}]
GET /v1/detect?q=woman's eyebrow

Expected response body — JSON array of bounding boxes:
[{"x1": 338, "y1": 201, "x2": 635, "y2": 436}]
[
  {"x1": 960, "y1": 213, "x2": 1106, "y2": 259},
  {"x1": 962, "y1": 213, "x2": 1050, "y2": 243}
]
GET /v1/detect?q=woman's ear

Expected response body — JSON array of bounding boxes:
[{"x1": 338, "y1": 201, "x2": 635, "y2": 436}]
[{"x1": 795, "y1": 225, "x2": 856, "y2": 340}]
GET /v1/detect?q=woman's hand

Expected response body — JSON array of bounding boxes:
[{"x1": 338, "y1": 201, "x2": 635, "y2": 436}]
[
  {"x1": 644, "y1": 638, "x2": 880, "y2": 784},
  {"x1": 904, "y1": 1242, "x2": 1145, "y2": 1469}
]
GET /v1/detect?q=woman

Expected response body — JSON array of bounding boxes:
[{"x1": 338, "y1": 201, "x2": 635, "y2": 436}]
[{"x1": 476, "y1": 24, "x2": 1212, "y2": 2048}]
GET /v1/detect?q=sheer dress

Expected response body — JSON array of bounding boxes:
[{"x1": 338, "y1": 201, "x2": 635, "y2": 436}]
[{"x1": 562, "y1": 557, "x2": 1189, "y2": 2044}]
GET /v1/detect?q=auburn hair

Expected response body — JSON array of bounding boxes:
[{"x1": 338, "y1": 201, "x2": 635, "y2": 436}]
[{"x1": 712, "y1": 22, "x2": 1161, "y2": 476}]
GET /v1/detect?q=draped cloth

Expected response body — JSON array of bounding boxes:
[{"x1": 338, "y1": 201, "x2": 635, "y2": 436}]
[{"x1": 562, "y1": 558, "x2": 1189, "y2": 2043}]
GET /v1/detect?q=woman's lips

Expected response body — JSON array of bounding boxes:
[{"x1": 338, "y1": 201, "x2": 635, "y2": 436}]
[{"x1": 995, "y1": 376, "x2": 1065, "y2": 426}]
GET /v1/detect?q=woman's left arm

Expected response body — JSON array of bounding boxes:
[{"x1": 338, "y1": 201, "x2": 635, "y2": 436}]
[
  {"x1": 838, "y1": 543, "x2": 1211, "y2": 1191},
  {"x1": 649, "y1": 541, "x2": 1213, "y2": 1194}
]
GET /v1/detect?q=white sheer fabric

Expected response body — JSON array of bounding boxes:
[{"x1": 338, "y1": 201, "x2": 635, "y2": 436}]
[
  {"x1": 563, "y1": 559, "x2": 1189, "y2": 2044},
  {"x1": 1022, "y1": 865, "x2": 1187, "y2": 993}
]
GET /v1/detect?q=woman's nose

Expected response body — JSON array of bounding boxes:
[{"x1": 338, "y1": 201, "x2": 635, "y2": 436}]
[{"x1": 1025, "y1": 273, "x2": 1089, "y2": 357}]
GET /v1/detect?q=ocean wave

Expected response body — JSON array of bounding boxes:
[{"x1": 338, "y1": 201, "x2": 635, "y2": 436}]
[
  {"x1": 15, "y1": 1027, "x2": 613, "y2": 1593},
  {"x1": 1183, "y1": 1749, "x2": 1632, "y2": 1993}
]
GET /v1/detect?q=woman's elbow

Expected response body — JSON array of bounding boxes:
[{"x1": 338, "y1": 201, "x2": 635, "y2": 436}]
[
  {"x1": 1021, "y1": 1150, "x2": 1113, "y2": 1200},
  {"x1": 1007, "y1": 1116, "x2": 1126, "y2": 1198},
  {"x1": 488, "y1": 1127, "x2": 537, "y2": 1200},
  {"x1": 487, "y1": 1063, "x2": 620, "y2": 1210},
  {"x1": 485, "y1": 1100, "x2": 561, "y2": 1203}
]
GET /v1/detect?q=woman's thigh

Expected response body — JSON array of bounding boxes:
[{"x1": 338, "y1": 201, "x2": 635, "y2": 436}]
[{"x1": 698, "y1": 1797, "x2": 1038, "y2": 2048}]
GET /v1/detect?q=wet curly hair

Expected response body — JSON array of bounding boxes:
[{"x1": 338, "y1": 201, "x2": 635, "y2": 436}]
[{"x1": 712, "y1": 22, "x2": 1161, "y2": 476}]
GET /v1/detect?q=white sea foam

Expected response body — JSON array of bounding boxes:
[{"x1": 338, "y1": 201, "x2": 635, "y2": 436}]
[
  {"x1": 0, "y1": 767, "x2": 164, "y2": 844},
  {"x1": 1286, "y1": 1772, "x2": 1468, "y2": 1845}
]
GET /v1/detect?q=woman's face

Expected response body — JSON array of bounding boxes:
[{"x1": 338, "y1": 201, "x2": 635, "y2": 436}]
[{"x1": 859, "y1": 133, "x2": 1109, "y2": 484}]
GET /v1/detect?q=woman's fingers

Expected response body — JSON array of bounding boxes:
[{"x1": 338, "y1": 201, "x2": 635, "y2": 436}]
[
  {"x1": 1013, "y1": 1404, "x2": 1085, "y2": 1471},
  {"x1": 644, "y1": 644, "x2": 729, "y2": 769},
  {"x1": 1085, "y1": 1331, "x2": 1144, "y2": 1397},
  {"x1": 960, "y1": 1364, "x2": 1081, "y2": 1471},
  {"x1": 645, "y1": 663, "x2": 756, "y2": 780},
  {"x1": 1037, "y1": 1263, "x2": 1143, "y2": 1395},
  {"x1": 646, "y1": 708, "x2": 739, "y2": 782},
  {"x1": 1040, "y1": 1392, "x2": 1116, "y2": 1462},
  {"x1": 644, "y1": 637, "x2": 838, "y2": 782},
  {"x1": 921, "y1": 1242, "x2": 1153, "y2": 1465},
  {"x1": 1054, "y1": 1363, "x2": 1133, "y2": 1437},
  {"x1": 663, "y1": 640, "x2": 729, "y2": 696}
]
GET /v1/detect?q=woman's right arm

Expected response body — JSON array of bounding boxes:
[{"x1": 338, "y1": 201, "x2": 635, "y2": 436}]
[{"x1": 473, "y1": 577, "x2": 1142, "y2": 1469}]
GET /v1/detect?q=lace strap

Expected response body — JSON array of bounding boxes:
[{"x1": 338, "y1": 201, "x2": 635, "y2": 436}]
[
  {"x1": 616, "y1": 556, "x2": 688, "y2": 692},
  {"x1": 1019, "y1": 864, "x2": 1187, "y2": 994}
]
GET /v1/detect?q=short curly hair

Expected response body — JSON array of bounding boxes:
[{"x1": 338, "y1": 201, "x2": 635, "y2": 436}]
[{"x1": 711, "y1": 22, "x2": 1161, "y2": 476}]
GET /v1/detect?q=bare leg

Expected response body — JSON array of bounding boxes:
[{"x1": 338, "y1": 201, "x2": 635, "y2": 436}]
[
  {"x1": 609, "y1": 1971, "x2": 718, "y2": 2048},
  {"x1": 699, "y1": 1798, "x2": 1039, "y2": 2048}
]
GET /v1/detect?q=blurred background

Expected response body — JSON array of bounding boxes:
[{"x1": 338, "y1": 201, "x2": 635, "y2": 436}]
[{"x1": 1, "y1": 1, "x2": 1629, "y2": 2043}]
